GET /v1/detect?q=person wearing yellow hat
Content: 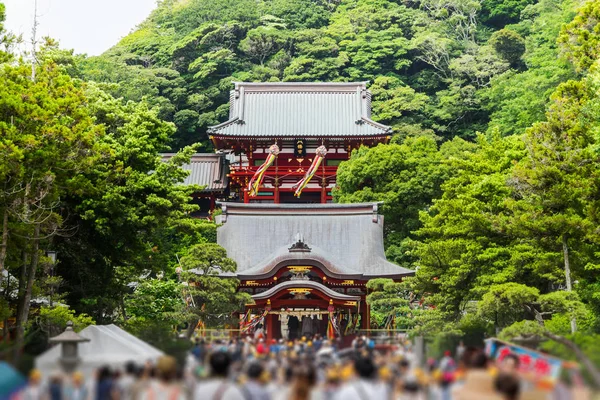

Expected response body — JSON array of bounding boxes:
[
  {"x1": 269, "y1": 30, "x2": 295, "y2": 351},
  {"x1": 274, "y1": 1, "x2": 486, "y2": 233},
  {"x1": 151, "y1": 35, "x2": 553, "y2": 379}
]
[
  {"x1": 22, "y1": 370, "x2": 43, "y2": 400},
  {"x1": 64, "y1": 372, "x2": 88, "y2": 400},
  {"x1": 334, "y1": 357, "x2": 388, "y2": 400}
]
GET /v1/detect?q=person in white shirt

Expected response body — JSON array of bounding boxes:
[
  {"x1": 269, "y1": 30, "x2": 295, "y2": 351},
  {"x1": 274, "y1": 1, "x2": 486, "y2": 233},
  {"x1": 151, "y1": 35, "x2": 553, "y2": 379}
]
[
  {"x1": 63, "y1": 372, "x2": 88, "y2": 400},
  {"x1": 139, "y1": 356, "x2": 186, "y2": 400},
  {"x1": 21, "y1": 369, "x2": 46, "y2": 400},
  {"x1": 194, "y1": 352, "x2": 246, "y2": 400},
  {"x1": 333, "y1": 357, "x2": 389, "y2": 400},
  {"x1": 118, "y1": 362, "x2": 137, "y2": 400}
]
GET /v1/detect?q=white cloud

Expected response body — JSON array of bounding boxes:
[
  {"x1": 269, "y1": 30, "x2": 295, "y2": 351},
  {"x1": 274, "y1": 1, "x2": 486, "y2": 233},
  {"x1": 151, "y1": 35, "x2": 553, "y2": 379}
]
[{"x1": 3, "y1": 0, "x2": 158, "y2": 56}]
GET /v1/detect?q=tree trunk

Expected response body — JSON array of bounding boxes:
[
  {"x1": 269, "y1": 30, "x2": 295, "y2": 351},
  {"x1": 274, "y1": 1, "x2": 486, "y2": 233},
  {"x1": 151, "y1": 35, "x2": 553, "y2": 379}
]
[
  {"x1": 562, "y1": 234, "x2": 577, "y2": 333},
  {"x1": 0, "y1": 208, "x2": 8, "y2": 287},
  {"x1": 13, "y1": 224, "x2": 41, "y2": 362},
  {"x1": 3, "y1": 273, "x2": 9, "y2": 344},
  {"x1": 120, "y1": 298, "x2": 127, "y2": 321},
  {"x1": 2, "y1": 319, "x2": 8, "y2": 344},
  {"x1": 544, "y1": 331, "x2": 600, "y2": 389},
  {"x1": 186, "y1": 319, "x2": 199, "y2": 339},
  {"x1": 15, "y1": 249, "x2": 28, "y2": 328}
]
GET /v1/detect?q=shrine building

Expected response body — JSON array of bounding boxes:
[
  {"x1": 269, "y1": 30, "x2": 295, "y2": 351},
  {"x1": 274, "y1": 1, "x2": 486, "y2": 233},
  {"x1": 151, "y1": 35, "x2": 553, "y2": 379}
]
[
  {"x1": 171, "y1": 82, "x2": 414, "y2": 342},
  {"x1": 217, "y1": 202, "x2": 413, "y2": 342},
  {"x1": 207, "y1": 82, "x2": 415, "y2": 342},
  {"x1": 208, "y1": 81, "x2": 392, "y2": 204},
  {"x1": 161, "y1": 153, "x2": 229, "y2": 217}
]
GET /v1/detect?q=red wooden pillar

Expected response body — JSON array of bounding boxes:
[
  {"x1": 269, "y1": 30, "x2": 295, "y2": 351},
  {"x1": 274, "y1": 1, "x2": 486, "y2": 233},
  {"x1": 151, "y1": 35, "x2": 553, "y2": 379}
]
[
  {"x1": 209, "y1": 194, "x2": 216, "y2": 214},
  {"x1": 244, "y1": 189, "x2": 249, "y2": 204},
  {"x1": 361, "y1": 299, "x2": 370, "y2": 331},
  {"x1": 274, "y1": 182, "x2": 280, "y2": 204}
]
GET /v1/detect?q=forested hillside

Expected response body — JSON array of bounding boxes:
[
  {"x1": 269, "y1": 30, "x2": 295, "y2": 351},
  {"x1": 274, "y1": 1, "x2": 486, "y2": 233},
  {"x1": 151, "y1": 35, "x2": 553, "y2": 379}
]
[
  {"x1": 2, "y1": 0, "x2": 600, "y2": 376},
  {"x1": 83, "y1": 0, "x2": 576, "y2": 149},
  {"x1": 332, "y1": 0, "x2": 600, "y2": 368}
]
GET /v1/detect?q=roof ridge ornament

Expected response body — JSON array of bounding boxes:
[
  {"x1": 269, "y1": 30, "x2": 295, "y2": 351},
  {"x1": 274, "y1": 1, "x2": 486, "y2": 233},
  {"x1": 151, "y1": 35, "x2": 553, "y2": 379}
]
[{"x1": 289, "y1": 233, "x2": 311, "y2": 252}]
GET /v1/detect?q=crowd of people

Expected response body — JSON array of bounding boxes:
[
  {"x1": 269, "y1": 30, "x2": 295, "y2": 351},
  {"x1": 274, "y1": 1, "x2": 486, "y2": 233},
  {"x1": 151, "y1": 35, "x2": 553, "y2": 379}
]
[{"x1": 16, "y1": 335, "x2": 592, "y2": 400}]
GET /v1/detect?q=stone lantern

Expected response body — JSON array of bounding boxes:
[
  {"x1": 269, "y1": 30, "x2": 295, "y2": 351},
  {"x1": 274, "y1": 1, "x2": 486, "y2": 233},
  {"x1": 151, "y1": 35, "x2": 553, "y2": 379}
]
[{"x1": 49, "y1": 321, "x2": 90, "y2": 373}]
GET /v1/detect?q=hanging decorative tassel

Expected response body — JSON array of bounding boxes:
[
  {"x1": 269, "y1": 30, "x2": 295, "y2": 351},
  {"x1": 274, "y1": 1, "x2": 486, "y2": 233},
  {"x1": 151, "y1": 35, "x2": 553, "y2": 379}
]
[
  {"x1": 345, "y1": 311, "x2": 352, "y2": 336},
  {"x1": 293, "y1": 145, "x2": 327, "y2": 197},
  {"x1": 240, "y1": 309, "x2": 251, "y2": 331},
  {"x1": 242, "y1": 309, "x2": 269, "y2": 333},
  {"x1": 352, "y1": 313, "x2": 359, "y2": 334},
  {"x1": 248, "y1": 144, "x2": 280, "y2": 197},
  {"x1": 327, "y1": 316, "x2": 336, "y2": 340}
]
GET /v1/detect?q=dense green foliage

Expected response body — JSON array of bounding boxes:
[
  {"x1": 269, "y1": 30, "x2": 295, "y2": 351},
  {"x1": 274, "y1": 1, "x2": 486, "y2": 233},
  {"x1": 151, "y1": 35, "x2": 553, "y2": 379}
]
[
  {"x1": 337, "y1": 0, "x2": 600, "y2": 377},
  {"x1": 77, "y1": 0, "x2": 577, "y2": 149},
  {"x1": 0, "y1": 32, "x2": 234, "y2": 362}
]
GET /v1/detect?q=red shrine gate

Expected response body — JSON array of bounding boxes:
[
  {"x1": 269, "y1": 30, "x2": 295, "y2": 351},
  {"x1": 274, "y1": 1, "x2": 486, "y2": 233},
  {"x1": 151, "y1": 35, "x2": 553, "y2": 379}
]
[{"x1": 208, "y1": 82, "x2": 392, "y2": 204}]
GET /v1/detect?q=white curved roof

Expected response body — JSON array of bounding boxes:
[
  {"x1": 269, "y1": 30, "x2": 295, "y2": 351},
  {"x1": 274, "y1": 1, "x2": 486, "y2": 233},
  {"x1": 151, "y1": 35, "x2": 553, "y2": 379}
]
[
  {"x1": 217, "y1": 202, "x2": 413, "y2": 278},
  {"x1": 252, "y1": 280, "x2": 361, "y2": 301}
]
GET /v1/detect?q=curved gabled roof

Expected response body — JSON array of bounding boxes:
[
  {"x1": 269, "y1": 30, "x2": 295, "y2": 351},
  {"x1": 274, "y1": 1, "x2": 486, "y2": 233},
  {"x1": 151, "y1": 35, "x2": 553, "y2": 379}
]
[
  {"x1": 217, "y1": 202, "x2": 413, "y2": 279},
  {"x1": 208, "y1": 82, "x2": 392, "y2": 139},
  {"x1": 237, "y1": 244, "x2": 363, "y2": 279},
  {"x1": 251, "y1": 280, "x2": 361, "y2": 302}
]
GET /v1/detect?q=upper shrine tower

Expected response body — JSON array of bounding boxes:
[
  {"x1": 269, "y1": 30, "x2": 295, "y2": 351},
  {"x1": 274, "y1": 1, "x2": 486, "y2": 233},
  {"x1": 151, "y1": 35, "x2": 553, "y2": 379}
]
[{"x1": 208, "y1": 82, "x2": 392, "y2": 204}]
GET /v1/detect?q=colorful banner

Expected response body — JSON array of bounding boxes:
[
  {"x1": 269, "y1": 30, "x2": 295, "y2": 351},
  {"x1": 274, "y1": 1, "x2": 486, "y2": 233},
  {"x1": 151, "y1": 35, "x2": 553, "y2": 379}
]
[
  {"x1": 327, "y1": 318, "x2": 335, "y2": 340},
  {"x1": 485, "y1": 338, "x2": 565, "y2": 384},
  {"x1": 293, "y1": 145, "x2": 327, "y2": 197},
  {"x1": 344, "y1": 311, "x2": 352, "y2": 336},
  {"x1": 328, "y1": 311, "x2": 341, "y2": 338},
  {"x1": 194, "y1": 320, "x2": 206, "y2": 338},
  {"x1": 352, "y1": 313, "x2": 360, "y2": 333},
  {"x1": 248, "y1": 144, "x2": 280, "y2": 197},
  {"x1": 239, "y1": 309, "x2": 251, "y2": 331},
  {"x1": 241, "y1": 310, "x2": 268, "y2": 334}
]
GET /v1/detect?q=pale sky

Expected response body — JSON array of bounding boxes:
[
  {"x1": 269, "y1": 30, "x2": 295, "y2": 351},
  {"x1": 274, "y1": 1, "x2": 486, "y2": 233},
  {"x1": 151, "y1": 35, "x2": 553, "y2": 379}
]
[{"x1": 3, "y1": 0, "x2": 158, "y2": 56}]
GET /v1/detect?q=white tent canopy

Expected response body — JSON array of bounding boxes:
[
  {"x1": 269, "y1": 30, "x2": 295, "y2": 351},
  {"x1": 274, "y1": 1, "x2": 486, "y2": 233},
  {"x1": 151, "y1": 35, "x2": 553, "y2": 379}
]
[{"x1": 35, "y1": 324, "x2": 164, "y2": 378}]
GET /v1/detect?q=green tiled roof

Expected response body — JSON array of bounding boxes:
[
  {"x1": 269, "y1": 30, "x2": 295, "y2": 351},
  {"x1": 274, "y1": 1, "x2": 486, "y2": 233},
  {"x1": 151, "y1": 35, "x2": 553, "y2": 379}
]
[
  {"x1": 208, "y1": 82, "x2": 392, "y2": 138},
  {"x1": 160, "y1": 153, "x2": 228, "y2": 192}
]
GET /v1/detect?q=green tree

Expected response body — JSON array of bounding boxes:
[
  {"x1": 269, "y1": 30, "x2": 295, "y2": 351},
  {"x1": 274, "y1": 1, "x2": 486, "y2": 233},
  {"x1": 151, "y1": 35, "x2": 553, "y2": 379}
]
[
  {"x1": 489, "y1": 28, "x2": 526, "y2": 66},
  {"x1": 506, "y1": 75, "x2": 600, "y2": 333},
  {"x1": 125, "y1": 279, "x2": 185, "y2": 324},
  {"x1": 0, "y1": 3, "x2": 20, "y2": 62},
  {"x1": 54, "y1": 84, "x2": 202, "y2": 322},
  {"x1": 477, "y1": 283, "x2": 540, "y2": 329},
  {"x1": 179, "y1": 243, "x2": 251, "y2": 333},
  {"x1": 480, "y1": 0, "x2": 576, "y2": 136},
  {"x1": 0, "y1": 60, "x2": 101, "y2": 359},
  {"x1": 480, "y1": 0, "x2": 536, "y2": 27},
  {"x1": 239, "y1": 26, "x2": 287, "y2": 65},
  {"x1": 366, "y1": 278, "x2": 473, "y2": 355},
  {"x1": 366, "y1": 278, "x2": 420, "y2": 330},
  {"x1": 558, "y1": 0, "x2": 600, "y2": 73},
  {"x1": 335, "y1": 136, "x2": 470, "y2": 267},
  {"x1": 37, "y1": 306, "x2": 95, "y2": 337},
  {"x1": 414, "y1": 134, "x2": 528, "y2": 316}
]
